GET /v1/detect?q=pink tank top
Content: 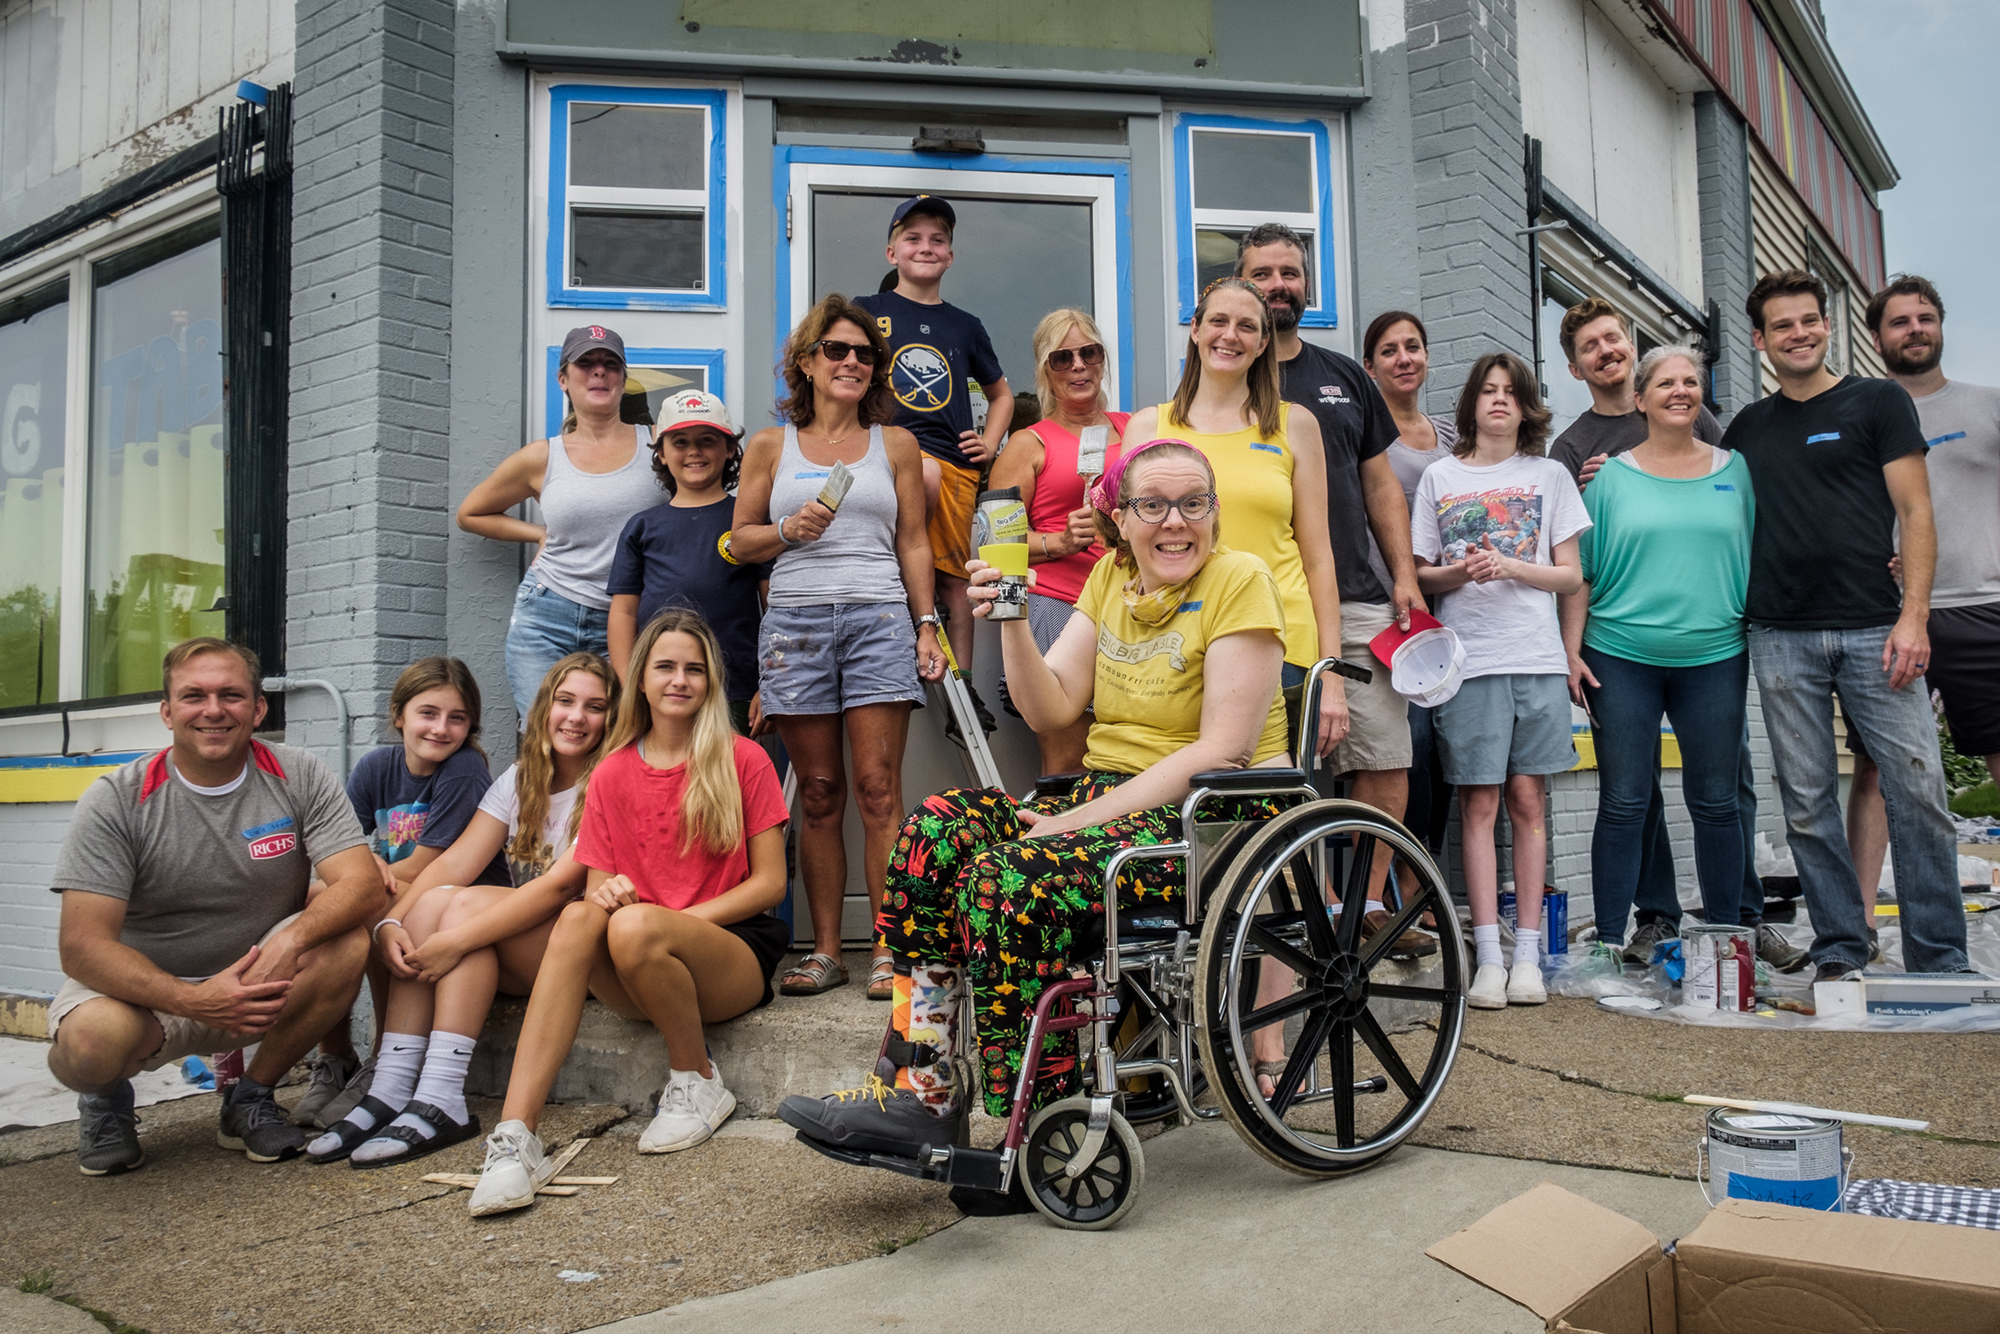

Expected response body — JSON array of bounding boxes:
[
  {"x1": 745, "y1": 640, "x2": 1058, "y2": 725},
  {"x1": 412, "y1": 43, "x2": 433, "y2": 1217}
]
[{"x1": 1024, "y1": 412, "x2": 1129, "y2": 604}]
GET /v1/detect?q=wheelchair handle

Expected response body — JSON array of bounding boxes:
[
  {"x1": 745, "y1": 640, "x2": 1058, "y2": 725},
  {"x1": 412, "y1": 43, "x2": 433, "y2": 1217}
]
[{"x1": 1296, "y1": 656, "x2": 1373, "y2": 766}]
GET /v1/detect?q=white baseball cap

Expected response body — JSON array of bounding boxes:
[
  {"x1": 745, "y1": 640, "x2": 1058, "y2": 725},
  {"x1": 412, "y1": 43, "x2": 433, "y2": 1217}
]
[
  {"x1": 1368, "y1": 608, "x2": 1468, "y2": 707},
  {"x1": 655, "y1": 389, "x2": 735, "y2": 436}
]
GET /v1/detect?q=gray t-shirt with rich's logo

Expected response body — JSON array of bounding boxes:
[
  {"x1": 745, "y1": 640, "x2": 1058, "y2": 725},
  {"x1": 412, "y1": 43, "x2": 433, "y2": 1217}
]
[
  {"x1": 50, "y1": 742, "x2": 366, "y2": 978},
  {"x1": 1910, "y1": 379, "x2": 2000, "y2": 609}
]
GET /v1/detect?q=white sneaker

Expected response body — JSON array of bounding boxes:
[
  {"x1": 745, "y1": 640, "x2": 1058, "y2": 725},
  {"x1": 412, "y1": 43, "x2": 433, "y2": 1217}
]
[
  {"x1": 1467, "y1": 964, "x2": 1509, "y2": 1010},
  {"x1": 638, "y1": 1067, "x2": 736, "y2": 1154},
  {"x1": 467, "y1": 1120, "x2": 552, "y2": 1217},
  {"x1": 1506, "y1": 959, "x2": 1548, "y2": 1005}
]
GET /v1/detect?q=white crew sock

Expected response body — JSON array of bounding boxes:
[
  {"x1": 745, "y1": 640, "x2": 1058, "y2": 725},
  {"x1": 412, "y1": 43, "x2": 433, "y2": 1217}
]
[
  {"x1": 403, "y1": 1031, "x2": 476, "y2": 1127},
  {"x1": 1513, "y1": 929, "x2": 1542, "y2": 968},
  {"x1": 306, "y1": 1032, "x2": 423, "y2": 1156},
  {"x1": 1472, "y1": 924, "x2": 1502, "y2": 970}
]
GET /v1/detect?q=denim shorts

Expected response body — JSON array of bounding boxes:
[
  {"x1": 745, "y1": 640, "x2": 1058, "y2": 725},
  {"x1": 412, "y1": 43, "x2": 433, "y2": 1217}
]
[
  {"x1": 1432, "y1": 672, "x2": 1577, "y2": 785},
  {"x1": 505, "y1": 575, "x2": 610, "y2": 725},
  {"x1": 759, "y1": 601, "x2": 923, "y2": 716}
]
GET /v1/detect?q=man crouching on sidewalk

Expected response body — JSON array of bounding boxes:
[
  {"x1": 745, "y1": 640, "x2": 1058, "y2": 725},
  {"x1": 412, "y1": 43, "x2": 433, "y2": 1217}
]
[{"x1": 45, "y1": 638, "x2": 378, "y2": 1173}]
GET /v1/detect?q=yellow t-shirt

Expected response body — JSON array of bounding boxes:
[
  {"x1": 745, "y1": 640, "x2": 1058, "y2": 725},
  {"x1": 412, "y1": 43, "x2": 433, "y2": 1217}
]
[
  {"x1": 1075, "y1": 546, "x2": 1291, "y2": 775},
  {"x1": 1158, "y1": 405, "x2": 1318, "y2": 666}
]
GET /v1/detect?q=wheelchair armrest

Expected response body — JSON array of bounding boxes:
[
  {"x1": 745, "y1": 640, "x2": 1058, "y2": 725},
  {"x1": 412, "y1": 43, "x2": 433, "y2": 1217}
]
[
  {"x1": 1034, "y1": 771, "x2": 1086, "y2": 799},
  {"x1": 1190, "y1": 767, "x2": 1308, "y2": 794}
]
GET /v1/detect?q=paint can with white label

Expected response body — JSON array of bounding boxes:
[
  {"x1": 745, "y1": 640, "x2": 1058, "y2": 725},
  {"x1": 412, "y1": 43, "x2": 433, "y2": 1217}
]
[{"x1": 1697, "y1": 1107, "x2": 1851, "y2": 1211}]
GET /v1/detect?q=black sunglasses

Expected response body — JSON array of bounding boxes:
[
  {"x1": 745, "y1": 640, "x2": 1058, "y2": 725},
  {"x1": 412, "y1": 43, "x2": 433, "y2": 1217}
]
[
  {"x1": 1046, "y1": 342, "x2": 1106, "y2": 371},
  {"x1": 813, "y1": 339, "x2": 879, "y2": 366}
]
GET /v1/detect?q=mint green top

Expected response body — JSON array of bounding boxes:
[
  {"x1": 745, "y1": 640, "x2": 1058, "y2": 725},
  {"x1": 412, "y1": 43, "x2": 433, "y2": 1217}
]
[{"x1": 1578, "y1": 449, "x2": 1755, "y2": 666}]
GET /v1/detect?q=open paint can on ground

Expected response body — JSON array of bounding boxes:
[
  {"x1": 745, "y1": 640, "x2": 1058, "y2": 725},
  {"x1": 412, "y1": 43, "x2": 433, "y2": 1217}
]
[
  {"x1": 1698, "y1": 1107, "x2": 1850, "y2": 1211},
  {"x1": 1681, "y1": 924, "x2": 1755, "y2": 1010}
]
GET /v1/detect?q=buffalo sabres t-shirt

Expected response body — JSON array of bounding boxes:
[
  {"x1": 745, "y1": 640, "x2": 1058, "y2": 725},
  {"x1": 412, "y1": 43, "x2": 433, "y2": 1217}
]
[
  {"x1": 854, "y1": 290, "x2": 1004, "y2": 469},
  {"x1": 49, "y1": 742, "x2": 365, "y2": 978},
  {"x1": 1720, "y1": 375, "x2": 1927, "y2": 629},
  {"x1": 346, "y1": 744, "x2": 508, "y2": 886},
  {"x1": 1410, "y1": 453, "x2": 1591, "y2": 679}
]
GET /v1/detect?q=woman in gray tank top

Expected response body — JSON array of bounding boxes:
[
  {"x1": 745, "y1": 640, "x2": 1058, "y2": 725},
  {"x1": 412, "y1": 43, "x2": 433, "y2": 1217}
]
[
  {"x1": 733, "y1": 295, "x2": 945, "y2": 999},
  {"x1": 458, "y1": 326, "x2": 663, "y2": 722}
]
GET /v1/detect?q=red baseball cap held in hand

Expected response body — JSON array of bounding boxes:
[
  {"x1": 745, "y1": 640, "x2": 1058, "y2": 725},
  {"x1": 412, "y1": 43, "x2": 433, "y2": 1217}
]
[{"x1": 1368, "y1": 608, "x2": 1467, "y2": 707}]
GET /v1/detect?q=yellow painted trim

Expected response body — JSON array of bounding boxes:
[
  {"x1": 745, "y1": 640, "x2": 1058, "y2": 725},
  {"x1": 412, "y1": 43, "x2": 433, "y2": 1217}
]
[
  {"x1": 0, "y1": 766, "x2": 120, "y2": 803},
  {"x1": 0, "y1": 993, "x2": 50, "y2": 1039},
  {"x1": 1569, "y1": 732, "x2": 1683, "y2": 773}
]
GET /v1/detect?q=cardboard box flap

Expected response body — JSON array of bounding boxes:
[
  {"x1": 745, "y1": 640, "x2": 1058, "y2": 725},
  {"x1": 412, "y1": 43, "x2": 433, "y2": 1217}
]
[
  {"x1": 1681, "y1": 1198, "x2": 2000, "y2": 1292},
  {"x1": 1427, "y1": 1182, "x2": 1664, "y2": 1321}
]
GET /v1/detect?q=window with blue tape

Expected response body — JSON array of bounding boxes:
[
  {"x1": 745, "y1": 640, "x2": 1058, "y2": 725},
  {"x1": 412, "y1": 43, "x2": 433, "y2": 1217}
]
[{"x1": 1173, "y1": 113, "x2": 1337, "y2": 327}]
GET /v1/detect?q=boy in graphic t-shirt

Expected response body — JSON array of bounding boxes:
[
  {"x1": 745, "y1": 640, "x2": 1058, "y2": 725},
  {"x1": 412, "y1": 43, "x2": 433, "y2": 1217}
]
[
  {"x1": 855, "y1": 197, "x2": 1011, "y2": 698},
  {"x1": 1412, "y1": 352, "x2": 1590, "y2": 1012}
]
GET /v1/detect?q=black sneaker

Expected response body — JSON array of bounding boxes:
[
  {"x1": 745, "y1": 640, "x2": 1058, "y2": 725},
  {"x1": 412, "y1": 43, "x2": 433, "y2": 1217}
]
[
  {"x1": 1813, "y1": 959, "x2": 1864, "y2": 985},
  {"x1": 776, "y1": 1075, "x2": 963, "y2": 1157},
  {"x1": 1621, "y1": 918, "x2": 1677, "y2": 967},
  {"x1": 1866, "y1": 928, "x2": 1882, "y2": 964},
  {"x1": 218, "y1": 1079, "x2": 307, "y2": 1162},
  {"x1": 1756, "y1": 924, "x2": 1810, "y2": 973},
  {"x1": 77, "y1": 1081, "x2": 144, "y2": 1177}
]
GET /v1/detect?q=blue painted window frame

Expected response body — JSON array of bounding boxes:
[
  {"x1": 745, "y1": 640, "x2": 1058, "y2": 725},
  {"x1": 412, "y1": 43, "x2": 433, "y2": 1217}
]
[
  {"x1": 1173, "y1": 112, "x2": 1337, "y2": 328},
  {"x1": 770, "y1": 145, "x2": 1134, "y2": 412},
  {"x1": 544, "y1": 346, "x2": 728, "y2": 438},
  {"x1": 545, "y1": 85, "x2": 728, "y2": 312}
]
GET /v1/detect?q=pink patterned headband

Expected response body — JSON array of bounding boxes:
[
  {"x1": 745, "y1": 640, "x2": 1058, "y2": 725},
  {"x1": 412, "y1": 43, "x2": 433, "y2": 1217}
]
[{"x1": 1088, "y1": 438, "x2": 1208, "y2": 514}]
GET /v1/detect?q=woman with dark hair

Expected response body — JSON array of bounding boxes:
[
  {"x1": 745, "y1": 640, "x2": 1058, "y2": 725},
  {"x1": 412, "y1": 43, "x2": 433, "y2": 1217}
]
[
  {"x1": 732, "y1": 294, "x2": 947, "y2": 999},
  {"x1": 608, "y1": 390, "x2": 769, "y2": 736},
  {"x1": 1125, "y1": 278, "x2": 1345, "y2": 757},
  {"x1": 458, "y1": 326, "x2": 662, "y2": 724},
  {"x1": 1411, "y1": 351, "x2": 1589, "y2": 1010}
]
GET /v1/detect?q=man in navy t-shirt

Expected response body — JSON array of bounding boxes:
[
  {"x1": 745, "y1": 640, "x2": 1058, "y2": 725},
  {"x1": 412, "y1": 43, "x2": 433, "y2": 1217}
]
[{"x1": 1721, "y1": 269, "x2": 1969, "y2": 980}]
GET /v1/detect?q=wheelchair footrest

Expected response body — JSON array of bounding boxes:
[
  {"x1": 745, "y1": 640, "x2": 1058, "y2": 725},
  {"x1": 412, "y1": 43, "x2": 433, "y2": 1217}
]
[{"x1": 790, "y1": 1132, "x2": 1008, "y2": 1192}]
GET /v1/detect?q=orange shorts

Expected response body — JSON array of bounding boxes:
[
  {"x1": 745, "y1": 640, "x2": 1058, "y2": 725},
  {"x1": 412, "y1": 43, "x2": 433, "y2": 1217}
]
[{"x1": 928, "y1": 459, "x2": 979, "y2": 579}]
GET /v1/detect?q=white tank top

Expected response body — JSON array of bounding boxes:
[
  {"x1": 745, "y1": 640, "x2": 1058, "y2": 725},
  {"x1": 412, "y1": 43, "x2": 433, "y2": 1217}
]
[
  {"x1": 765, "y1": 425, "x2": 907, "y2": 608},
  {"x1": 531, "y1": 428, "x2": 662, "y2": 609}
]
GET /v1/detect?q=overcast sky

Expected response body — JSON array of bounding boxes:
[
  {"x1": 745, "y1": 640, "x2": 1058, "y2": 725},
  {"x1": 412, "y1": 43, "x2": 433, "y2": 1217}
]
[{"x1": 1819, "y1": 0, "x2": 1999, "y2": 379}]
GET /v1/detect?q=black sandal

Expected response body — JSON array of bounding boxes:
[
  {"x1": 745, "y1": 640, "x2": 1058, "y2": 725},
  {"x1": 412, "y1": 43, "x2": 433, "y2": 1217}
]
[
  {"x1": 348, "y1": 1100, "x2": 482, "y2": 1171},
  {"x1": 306, "y1": 1095, "x2": 402, "y2": 1165}
]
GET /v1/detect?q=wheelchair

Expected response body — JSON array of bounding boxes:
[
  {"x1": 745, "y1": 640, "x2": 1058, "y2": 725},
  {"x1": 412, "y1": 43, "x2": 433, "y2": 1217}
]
[{"x1": 798, "y1": 658, "x2": 1467, "y2": 1229}]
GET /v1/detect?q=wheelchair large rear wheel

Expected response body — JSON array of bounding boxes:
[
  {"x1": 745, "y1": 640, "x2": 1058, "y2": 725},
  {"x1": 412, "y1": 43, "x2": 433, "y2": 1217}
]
[{"x1": 1193, "y1": 800, "x2": 1465, "y2": 1177}]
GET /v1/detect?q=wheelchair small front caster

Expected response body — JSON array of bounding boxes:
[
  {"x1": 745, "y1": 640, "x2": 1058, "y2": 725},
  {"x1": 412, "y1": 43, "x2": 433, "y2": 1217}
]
[{"x1": 1020, "y1": 1095, "x2": 1145, "y2": 1230}]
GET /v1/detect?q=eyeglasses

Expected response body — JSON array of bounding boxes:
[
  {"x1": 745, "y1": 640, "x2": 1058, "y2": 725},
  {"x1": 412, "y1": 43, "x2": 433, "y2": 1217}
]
[
  {"x1": 1123, "y1": 492, "x2": 1217, "y2": 524},
  {"x1": 813, "y1": 339, "x2": 879, "y2": 366},
  {"x1": 1046, "y1": 342, "x2": 1106, "y2": 371}
]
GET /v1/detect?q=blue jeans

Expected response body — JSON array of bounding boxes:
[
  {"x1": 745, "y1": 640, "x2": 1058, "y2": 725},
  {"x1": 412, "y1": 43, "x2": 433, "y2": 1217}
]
[
  {"x1": 1582, "y1": 648, "x2": 1749, "y2": 945},
  {"x1": 1630, "y1": 725, "x2": 1767, "y2": 930},
  {"x1": 1748, "y1": 624, "x2": 1968, "y2": 972},
  {"x1": 504, "y1": 575, "x2": 610, "y2": 724}
]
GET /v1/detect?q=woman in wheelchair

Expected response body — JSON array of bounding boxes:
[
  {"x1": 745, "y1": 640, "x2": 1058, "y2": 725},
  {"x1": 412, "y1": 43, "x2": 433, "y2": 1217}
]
[{"x1": 779, "y1": 439, "x2": 1301, "y2": 1154}]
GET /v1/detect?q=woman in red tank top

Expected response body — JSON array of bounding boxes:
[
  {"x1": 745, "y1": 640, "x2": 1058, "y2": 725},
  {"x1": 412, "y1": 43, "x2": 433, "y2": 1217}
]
[{"x1": 990, "y1": 308, "x2": 1128, "y2": 775}]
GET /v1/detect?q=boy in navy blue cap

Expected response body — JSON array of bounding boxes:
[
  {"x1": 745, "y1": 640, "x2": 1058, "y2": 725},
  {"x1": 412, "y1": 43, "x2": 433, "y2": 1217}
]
[{"x1": 856, "y1": 197, "x2": 1011, "y2": 703}]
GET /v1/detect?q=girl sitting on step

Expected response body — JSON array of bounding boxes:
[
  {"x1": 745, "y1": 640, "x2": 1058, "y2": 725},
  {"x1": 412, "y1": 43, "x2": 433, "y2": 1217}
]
[
  {"x1": 306, "y1": 652, "x2": 620, "y2": 1165},
  {"x1": 467, "y1": 608, "x2": 790, "y2": 1217}
]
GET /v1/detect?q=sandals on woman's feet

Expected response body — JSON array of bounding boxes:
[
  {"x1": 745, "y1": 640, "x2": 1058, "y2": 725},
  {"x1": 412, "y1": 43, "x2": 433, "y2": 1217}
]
[
  {"x1": 866, "y1": 954, "x2": 896, "y2": 1001},
  {"x1": 1254, "y1": 1058, "x2": 1288, "y2": 1100},
  {"x1": 778, "y1": 952, "x2": 848, "y2": 996},
  {"x1": 306, "y1": 1095, "x2": 401, "y2": 1165},
  {"x1": 349, "y1": 1101, "x2": 483, "y2": 1171}
]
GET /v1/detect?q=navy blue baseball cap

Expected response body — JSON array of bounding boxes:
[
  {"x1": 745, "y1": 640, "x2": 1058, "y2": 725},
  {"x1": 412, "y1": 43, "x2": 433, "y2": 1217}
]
[{"x1": 888, "y1": 195, "x2": 956, "y2": 237}]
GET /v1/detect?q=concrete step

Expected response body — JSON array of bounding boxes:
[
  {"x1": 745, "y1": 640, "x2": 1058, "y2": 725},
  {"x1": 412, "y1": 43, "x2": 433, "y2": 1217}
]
[{"x1": 464, "y1": 950, "x2": 886, "y2": 1117}]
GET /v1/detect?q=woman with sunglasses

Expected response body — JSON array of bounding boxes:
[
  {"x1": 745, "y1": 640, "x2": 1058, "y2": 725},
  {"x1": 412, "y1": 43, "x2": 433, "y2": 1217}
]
[
  {"x1": 733, "y1": 295, "x2": 948, "y2": 1000},
  {"x1": 1125, "y1": 278, "x2": 1345, "y2": 760},
  {"x1": 989, "y1": 308, "x2": 1128, "y2": 775},
  {"x1": 459, "y1": 325, "x2": 663, "y2": 724},
  {"x1": 780, "y1": 439, "x2": 1295, "y2": 1166}
]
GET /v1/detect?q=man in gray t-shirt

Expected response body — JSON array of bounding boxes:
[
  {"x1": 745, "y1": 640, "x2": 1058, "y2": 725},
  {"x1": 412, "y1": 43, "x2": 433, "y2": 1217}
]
[{"x1": 46, "y1": 639, "x2": 376, "y2": 1173}]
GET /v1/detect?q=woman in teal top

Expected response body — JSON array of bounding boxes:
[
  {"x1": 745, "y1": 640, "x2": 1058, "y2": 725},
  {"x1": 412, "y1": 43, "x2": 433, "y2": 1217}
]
[{"x1": 1560, "y1": 345, "x2": 1755, "y2": 946}]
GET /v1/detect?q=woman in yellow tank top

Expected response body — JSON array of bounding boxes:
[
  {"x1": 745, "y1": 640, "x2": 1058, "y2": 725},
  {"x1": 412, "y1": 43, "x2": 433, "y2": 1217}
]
[{"x1": 1126, "y1": 278, "x2": 1347, "y2": 758}]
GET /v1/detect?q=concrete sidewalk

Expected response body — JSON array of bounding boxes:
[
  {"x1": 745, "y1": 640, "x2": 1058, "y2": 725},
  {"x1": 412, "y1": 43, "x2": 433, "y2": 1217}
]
[{"x1": 586, "y1": 1135, "x2": 1712, "y2": 1334}]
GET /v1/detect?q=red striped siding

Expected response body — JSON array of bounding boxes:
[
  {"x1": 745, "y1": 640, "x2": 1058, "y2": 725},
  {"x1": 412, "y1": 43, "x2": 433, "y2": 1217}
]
[{"x1": 1654, "y1": 0, "x2": 1885, "y2": 291}]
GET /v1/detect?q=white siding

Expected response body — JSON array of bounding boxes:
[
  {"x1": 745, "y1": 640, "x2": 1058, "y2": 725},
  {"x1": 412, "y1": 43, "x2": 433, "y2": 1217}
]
[{"x1": 0, "y1": 0, "x2": 293, "y2": 233}]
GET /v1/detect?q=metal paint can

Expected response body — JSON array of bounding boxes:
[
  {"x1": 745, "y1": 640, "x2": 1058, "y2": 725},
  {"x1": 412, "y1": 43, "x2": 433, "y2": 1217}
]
[
  {"x1": 1698, "y1": 1107, "x2": 1849, "y2": 1211},
  {"x1": 1681, "y1": 924, "x2": 1755, "y2": 1010},
  {"x1": 1498, "y1": 889, "x2": 1567, "y2": 961}
]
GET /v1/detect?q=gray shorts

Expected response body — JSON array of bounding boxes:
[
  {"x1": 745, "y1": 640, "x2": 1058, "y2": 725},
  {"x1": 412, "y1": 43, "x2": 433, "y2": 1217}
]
[
  {"x1": 759, "y1": 601, "x2": 923, "y2": 716},
  {"x1": 1432, "y1": 672, "x2": 1577, "y2": 785},
  {"x1": 1026, "y1": 592, "x2": 1080, "y2": 653}
]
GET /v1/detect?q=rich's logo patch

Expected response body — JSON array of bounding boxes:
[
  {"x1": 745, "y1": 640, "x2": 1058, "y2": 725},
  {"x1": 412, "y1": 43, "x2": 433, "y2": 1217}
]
[{"x1": 243, "y1": 816, "x2": 298, "y2": 861}]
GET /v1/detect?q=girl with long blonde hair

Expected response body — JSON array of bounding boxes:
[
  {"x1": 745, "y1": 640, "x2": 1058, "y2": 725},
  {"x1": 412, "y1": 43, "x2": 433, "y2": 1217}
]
[
  {"x1": 466, "y1": 609, "x2": 791, "y2": 1216},
  {"x1": 304, "y1": 654, "x2": 619, "y2": 1166}
]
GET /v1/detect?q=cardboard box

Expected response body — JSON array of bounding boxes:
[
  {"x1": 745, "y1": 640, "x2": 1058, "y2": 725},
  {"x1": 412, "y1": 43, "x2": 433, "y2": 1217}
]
[
  {"x1": 1427, "y1": 1181, "x2": 2000, "y2": 1333},
  {"x1": 1814, "y1": 973, "x2": 2000, "y2": 1018}
]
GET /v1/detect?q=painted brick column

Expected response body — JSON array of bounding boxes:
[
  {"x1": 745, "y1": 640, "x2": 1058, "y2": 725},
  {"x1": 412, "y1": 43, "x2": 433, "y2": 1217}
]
[
  {"x1": 286, "y1": 0, "x2": 455, "y2": 765},
  {"x1": 1696, "y1": 91, "x2": 1759, "y2": 417},
  {"x1": 1406, "y1": 0, "x2": 1531, "y2": 413}
]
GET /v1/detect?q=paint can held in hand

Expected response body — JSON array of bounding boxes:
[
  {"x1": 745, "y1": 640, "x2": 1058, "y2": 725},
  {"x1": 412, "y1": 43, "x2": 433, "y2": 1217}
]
[{"x1": 1698, "y1": 1107, "x2": 1849, "y2": 1211}]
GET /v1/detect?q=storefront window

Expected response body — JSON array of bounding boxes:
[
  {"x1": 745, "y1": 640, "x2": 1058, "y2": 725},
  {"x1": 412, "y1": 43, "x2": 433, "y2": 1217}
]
[
  {"x1": 1174, "y1": 114, "x2": 1337, "y2": 327},
  {"x1": 85, "y1": 227, "x2": 225, "y2": 699},
  {"x1": 0, "y1": 280, "x2": 69, "y2": 710}
]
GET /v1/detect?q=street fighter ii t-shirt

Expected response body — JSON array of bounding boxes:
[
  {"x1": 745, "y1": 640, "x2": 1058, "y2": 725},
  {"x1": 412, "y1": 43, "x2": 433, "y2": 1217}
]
[{"x1": 1410, "y1": 452, "x2": 1591, "y2": 679}]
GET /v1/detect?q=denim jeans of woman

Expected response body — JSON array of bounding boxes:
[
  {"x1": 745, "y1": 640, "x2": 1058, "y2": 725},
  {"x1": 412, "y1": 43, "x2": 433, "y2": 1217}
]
[
  {"x1": 504, "y1": 574, "x2": 610, "y2": 724},
  {"x1": 1581, "y1": 648, "x2": 1748, "y2": 944}
]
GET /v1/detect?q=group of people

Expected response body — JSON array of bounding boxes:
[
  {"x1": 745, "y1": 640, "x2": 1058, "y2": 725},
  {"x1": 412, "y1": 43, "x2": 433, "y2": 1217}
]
[{"x1": 41, "y1": 194, "x2": 1991, "y2": 1217}]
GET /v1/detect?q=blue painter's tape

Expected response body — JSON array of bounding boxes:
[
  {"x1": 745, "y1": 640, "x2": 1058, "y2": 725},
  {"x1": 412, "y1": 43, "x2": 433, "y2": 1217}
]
[
  {"x1": 1714, "y1": 483, "x2": 1736, "y2": 491},
  {"x1": 1805, "y1": 432, "x2": 1842, "y2": 444},
  {"x1": 1250, "y1": 442, "x2": 1283, "y2": 455},
  {"x1": 0, "y1": 750, "x2": 150, "y2": 770},
  {"x1": 1176, "y1": 600, "x2": 1204, "y2": 613},
  {"x1": 1927, "y1": 431, "x2": 1967, "y2": 447},
  {"x1": 1727, "y1": 1171, "x2": 1840, "y2": 1211},
  {"x1": 794, "y1": 470, "x2": 830, "y2": 479},
  {"x1": 242, "y1": 816, "x2": 296, "y2": 839}
]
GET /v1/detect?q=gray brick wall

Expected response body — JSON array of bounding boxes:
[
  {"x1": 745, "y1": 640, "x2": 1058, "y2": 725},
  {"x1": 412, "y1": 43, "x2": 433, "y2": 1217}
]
[
  {"x1": 1407, "y1": 0, "x2": 1532, "y2": 413},
  {"x1": 286, "y1": 0, "x2": 457, "y2": 763},
  {"x1": 0, "y1": 803, "x2": 75, "y2": 999},
  {"x1": 1695, "y1": 91, "x2": 1759, "y2": 418}
]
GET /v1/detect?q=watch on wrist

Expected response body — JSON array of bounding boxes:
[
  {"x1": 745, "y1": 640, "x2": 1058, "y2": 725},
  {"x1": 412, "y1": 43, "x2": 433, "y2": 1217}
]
[{"x1": 915, "y1": 612, "x2": 942, "y2": 630}]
